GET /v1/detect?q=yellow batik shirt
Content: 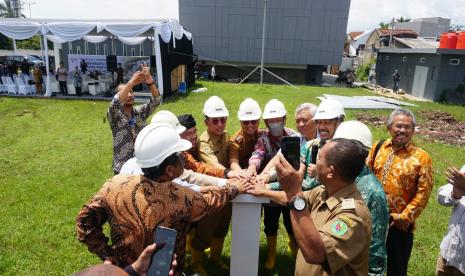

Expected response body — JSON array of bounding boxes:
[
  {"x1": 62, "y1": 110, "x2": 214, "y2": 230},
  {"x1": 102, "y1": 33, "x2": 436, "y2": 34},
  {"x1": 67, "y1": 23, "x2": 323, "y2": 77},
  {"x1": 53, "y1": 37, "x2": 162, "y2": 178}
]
[{"x1": 366, "y1": 138, "x2": 433, "y2": 232}]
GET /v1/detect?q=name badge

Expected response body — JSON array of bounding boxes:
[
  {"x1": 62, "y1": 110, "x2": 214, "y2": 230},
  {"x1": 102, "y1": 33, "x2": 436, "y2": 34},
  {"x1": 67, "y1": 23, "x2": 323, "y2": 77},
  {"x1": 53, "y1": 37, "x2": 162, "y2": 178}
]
[{"x1": 341, "y1": 198, "x2": 356, "y2": 210}]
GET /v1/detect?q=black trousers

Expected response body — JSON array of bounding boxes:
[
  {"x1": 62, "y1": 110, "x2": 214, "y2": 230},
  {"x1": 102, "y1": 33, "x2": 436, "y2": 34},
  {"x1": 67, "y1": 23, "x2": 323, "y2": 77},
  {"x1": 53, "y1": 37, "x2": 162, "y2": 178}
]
[
  {"x1": 386, "y1": 227, "x2": 414, "y2": 276},
  {"x1": 263, "y1": 205, "x2": 293, "y2": 236},
  {"x1": 59, "y1": 81, "x2": 68, "y2": 95}
]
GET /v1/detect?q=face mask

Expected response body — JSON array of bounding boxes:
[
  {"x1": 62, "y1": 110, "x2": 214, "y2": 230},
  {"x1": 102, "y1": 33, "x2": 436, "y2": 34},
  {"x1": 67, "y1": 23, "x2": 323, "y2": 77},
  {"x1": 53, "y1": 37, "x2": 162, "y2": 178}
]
[{"x1": 268, "y1": 122, "x2": 284, "y2": 136}]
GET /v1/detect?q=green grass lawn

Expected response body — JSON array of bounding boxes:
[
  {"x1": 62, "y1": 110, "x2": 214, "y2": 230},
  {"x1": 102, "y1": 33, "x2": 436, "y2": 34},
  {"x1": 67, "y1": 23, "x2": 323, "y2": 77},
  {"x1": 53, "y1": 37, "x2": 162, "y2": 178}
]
[{"x1": 0, "y1": 81, "x2": 464, "y2": 275}]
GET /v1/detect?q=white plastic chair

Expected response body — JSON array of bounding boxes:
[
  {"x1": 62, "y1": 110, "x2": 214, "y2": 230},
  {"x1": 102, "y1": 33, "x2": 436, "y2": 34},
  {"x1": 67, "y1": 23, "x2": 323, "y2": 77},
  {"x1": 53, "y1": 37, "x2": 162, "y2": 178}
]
[
  {"x1": 49, "y1": 77, "x2": 60, "y2": 93},
  {"x1": 67, "y1": 78, "x2": 76, "y2": 95},
  {"x1": 3, "y1": 77, "x2": 18, "y2": 95},
  {"x1": 22, "y1": 75, "x2": 36, "y2": 94},
  {"x1": 15, "y1": 77, "x2": 32, "y2": 96}
]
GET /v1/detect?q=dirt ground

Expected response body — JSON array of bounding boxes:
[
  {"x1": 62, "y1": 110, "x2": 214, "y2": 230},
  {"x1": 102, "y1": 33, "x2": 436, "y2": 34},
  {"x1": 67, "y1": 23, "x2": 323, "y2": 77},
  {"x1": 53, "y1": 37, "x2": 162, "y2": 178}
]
[{"x1": 356, "y1": 111, "x2": 465, "y2": 146}]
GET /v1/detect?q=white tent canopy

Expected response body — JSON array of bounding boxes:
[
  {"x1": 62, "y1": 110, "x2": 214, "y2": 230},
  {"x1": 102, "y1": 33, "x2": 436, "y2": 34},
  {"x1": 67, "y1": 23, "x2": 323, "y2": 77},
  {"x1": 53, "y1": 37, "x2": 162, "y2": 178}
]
[{"x1": 0, "y1": 19, "x2": 193, "y2": 97}]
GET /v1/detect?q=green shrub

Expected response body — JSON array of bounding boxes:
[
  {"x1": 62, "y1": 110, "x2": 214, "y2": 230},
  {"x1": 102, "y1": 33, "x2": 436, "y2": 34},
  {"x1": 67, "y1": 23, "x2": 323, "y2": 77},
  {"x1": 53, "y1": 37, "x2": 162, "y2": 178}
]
[{"x1": 355, "y1": 58, "x2": 376, "y2": 81}]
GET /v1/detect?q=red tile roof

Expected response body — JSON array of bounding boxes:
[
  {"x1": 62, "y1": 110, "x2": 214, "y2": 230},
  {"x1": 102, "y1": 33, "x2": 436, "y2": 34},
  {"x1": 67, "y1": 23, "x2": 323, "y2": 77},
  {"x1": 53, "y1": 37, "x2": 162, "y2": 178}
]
[
  {"x1": 348, "y1": 31, "x2": 364, "y2": 40},
  {"x1": 376, "y1": 29, "x2": 418, "y2": 37}
]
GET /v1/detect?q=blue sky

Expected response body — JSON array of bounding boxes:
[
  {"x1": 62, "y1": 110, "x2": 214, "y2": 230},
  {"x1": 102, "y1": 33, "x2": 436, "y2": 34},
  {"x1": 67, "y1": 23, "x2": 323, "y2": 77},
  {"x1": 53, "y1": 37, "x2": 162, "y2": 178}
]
[{"x1": 29, "y1": 0, "x2": 465, "y2": 32}]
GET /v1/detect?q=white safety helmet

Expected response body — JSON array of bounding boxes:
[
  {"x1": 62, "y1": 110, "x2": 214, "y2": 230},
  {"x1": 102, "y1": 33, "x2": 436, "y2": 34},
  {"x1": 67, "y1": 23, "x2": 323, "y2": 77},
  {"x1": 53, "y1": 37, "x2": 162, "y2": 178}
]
[
  {"x1": 262, "y1": 99, "x2": 286, "y2": 119},
  {"x1": 237, "y1": 98, "x2": 262, "y2": 121},
  {"x1": 202, "y1": 96, "x2": 229, "y2": 118},
  {"x1": 313, "y1": 99, "x2": 345, "y2": 120},
  {"x1": 333, "y1": 120, "x2": 372, "y2": 149},
  {"x1": 150, "y1": 110, "x2": 186, "y2": 134},
  {"x1": 135, "y1": 123, "x2": 192, "y2": 168}
]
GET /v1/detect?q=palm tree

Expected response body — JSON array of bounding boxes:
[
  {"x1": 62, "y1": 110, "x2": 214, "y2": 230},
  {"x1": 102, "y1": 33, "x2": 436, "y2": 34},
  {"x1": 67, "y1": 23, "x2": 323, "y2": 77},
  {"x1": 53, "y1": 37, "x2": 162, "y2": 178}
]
[{"x1": 396, "y1": 16, "x2": 411, "y2": 23}]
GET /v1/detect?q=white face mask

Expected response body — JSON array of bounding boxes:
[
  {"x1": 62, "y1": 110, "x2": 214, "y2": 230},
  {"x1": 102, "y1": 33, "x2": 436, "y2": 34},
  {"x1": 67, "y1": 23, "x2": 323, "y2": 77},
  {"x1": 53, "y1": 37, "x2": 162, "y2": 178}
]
[{"x1": 268, "y1": 122, "x2": 284, "y2": 136}]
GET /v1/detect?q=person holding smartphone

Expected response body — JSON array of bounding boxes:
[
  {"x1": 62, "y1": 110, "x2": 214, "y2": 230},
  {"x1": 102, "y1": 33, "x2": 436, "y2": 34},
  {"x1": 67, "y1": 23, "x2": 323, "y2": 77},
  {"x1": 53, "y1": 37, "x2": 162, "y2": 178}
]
[
  {"x1": 76, "y1": 123, "x2": 251, "y2": 275},
  {"x1": 107, "y1": 65, "x2": 160, "y2": 174}
]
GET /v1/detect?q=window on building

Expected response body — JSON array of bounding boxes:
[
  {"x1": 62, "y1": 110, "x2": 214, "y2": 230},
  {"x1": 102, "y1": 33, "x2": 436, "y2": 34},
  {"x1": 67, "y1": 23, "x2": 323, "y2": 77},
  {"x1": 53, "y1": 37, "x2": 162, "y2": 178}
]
[
  {"x1": 131, "y1": 48, "x2": 136, "y2": 56},
  {"x1": 96, "y1": 43, "x2": 100, "y2": 55},
  {"x1": 103, "y1": 44, "x2": 108, "y2": 55},
  {"x1": 403, "y1": 56, "x2": 407, "y2": 62},
  {"x1": 76, "y1": 46, "x2": 81, "y2": 55},
  {"x1": 450, "y1": 59, "x2": 460, "y2": 65},
  {"x1": 420, "y1": 57, "x2": 427, "y2": 63}
]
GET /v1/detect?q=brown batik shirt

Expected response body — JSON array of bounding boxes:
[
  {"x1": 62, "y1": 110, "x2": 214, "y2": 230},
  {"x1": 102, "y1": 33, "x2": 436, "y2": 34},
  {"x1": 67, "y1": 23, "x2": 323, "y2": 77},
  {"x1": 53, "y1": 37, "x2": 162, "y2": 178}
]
[
  {"x1": 76, "y1": 175, "x2": 238, "y2": 275},
  {"x1": 107, "y1": 95, "x2": 161, "y2": 173}
]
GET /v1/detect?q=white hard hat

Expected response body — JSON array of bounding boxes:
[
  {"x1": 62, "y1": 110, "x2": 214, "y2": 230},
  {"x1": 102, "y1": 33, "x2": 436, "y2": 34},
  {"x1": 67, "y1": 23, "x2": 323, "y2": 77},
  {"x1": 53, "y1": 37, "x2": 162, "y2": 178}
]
[
  {"x1": 151, "y1": 110, "x2": 186, "y2": 134},
  {"x1": 202, "y1": 96, "x2": 229, "y2": 118},
  {"x1": 237, "y1": 98, "x2": 262, "y2": 121},
  {"x1": 333, "y1": 120, "x2": 372, "y2": 149},
  {"x1": 262, "y1": 99, "x2": 286, "y2": 119},
  {"x1": 313, "y1": 99, "x2": 345, "y2": 120},
  {"x1": 135, "y1": 123, "x2": 192, "y2": 168}
]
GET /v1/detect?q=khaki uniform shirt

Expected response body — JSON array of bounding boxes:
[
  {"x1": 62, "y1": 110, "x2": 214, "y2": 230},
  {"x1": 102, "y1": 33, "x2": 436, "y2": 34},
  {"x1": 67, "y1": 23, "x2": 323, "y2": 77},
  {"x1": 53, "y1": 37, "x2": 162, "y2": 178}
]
[
  {"x1": 197, "y1": 131, "x2": 229, "y2": 169},
  {"x1": 295, "y1": 184, "x2": 372, "y2": 276},
  {"x1": 228, "y1": 129, "x2": 262, "y2": 168}
]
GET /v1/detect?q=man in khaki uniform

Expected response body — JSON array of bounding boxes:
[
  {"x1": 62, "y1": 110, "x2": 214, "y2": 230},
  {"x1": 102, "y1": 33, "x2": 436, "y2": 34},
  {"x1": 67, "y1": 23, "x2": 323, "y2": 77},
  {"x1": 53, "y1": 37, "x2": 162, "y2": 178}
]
[
  {"x1": 228, "y1": 98, "x2": 263, "y2": 176},
  {"x1": 192, "y1": 95, "x2": 232, "y2": 273},
  {"x1": 276, "y1": 138, "x2": 371, "y2": 275}
]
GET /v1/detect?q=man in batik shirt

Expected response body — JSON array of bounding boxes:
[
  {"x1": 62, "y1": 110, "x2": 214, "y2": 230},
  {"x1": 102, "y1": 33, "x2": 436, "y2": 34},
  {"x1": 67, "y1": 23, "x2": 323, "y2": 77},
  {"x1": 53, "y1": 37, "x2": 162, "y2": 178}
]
[
  {"x1": 366, "y1": 108, "x2": 433, "y2": 276},
  {"x1": 107, "y1": 69, "x2": 160, "y2": 174},
  {"x1": 76, "y1": 124, "x2": 250, "y2": 276}
]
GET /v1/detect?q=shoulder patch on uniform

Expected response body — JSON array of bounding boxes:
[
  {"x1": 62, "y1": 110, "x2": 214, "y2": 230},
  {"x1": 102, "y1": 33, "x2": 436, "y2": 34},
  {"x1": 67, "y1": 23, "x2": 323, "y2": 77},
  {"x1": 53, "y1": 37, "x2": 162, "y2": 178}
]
[
  {"x1": 338, "y1": 215, "x2": 355, "y2": 228},
  {"x1": 331, "y1": 220, "x2": 348, "y2": 236}
]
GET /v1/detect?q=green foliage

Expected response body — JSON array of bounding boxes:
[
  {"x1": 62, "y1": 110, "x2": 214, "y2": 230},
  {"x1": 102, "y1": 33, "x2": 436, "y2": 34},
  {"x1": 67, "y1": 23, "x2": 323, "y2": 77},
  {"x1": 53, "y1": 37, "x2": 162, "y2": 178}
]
[
  {"x1": 396, "y1": 16, "x2": 411, "y2": 22},
  {"x1": 356, "y1": 59, "x2": 375, "y2": 81},
  {"x1": 379, "y1": 22, "x2": 390, "y2": 29},
  {"x1": 16, "y1": 36, "x2": 41, "y2": 50},
  {"x1": 0, "y1": 83, "x2": 464, "y2": 275}
]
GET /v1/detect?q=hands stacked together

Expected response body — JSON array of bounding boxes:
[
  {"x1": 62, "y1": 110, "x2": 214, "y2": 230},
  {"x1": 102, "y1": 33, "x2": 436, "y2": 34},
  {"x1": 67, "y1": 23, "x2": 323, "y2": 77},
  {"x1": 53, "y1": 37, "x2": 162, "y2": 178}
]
[{"x1": 227, "y1": 153, "x2": 306, "y2": 198}]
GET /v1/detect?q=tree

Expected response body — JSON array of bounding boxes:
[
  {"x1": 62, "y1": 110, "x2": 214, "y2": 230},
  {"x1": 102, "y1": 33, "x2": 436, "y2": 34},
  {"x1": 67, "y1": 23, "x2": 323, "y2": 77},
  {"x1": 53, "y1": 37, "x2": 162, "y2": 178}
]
[
  {"x1": 396, "y1": 16, "x2": 411, "y2": 23},
  {"x1": 0, "y1": 0, "x2": 25, "y2": 18},
  {"x1": 379, "y1": 22, "x2": 390, "y2": 29}
]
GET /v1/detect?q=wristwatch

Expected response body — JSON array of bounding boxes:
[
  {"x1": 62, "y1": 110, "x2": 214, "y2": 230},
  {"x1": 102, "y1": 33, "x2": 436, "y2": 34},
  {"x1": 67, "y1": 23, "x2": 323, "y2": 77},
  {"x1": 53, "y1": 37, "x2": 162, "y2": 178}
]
[{"x1": 288, "y1": 195, "x2": 308, "y2": 211}]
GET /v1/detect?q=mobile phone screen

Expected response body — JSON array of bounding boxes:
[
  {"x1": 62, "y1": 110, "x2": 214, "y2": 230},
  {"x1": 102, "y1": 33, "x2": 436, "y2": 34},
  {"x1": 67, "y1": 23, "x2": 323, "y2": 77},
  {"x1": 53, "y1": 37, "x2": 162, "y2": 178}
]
[
  {"x1": 148, "y1": 226, "x2": 177, "y2": 276},
  {"x1": 281, "y1": 136, "x2": 301, "y2": 170}
]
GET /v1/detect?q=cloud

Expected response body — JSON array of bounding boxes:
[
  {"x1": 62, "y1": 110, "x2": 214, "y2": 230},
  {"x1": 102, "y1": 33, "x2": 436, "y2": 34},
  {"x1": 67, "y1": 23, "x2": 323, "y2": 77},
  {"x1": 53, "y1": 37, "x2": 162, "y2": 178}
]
[{"x1": 31, "y1": 0, "x2": 179, "y2": 20}]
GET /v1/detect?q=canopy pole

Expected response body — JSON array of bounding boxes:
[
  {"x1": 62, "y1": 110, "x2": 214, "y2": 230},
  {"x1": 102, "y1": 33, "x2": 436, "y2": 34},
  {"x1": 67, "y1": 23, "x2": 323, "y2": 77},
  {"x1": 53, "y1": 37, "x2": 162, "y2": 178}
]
[
  {"x1": 154, "y1": 26, "x2": 164, "y2": 102},
  {"x1": 39, "y1": 35, "x2": 44, "y2": 60},
  {"x1": 111, "y1": 37, "x2": 115, "y2": 55},
  {"x1": 12, "y1": 39, "x2": 17, "y2": 55},
  {"x1": 43, "y1": 34, "x2": 51, "y2": 97}
]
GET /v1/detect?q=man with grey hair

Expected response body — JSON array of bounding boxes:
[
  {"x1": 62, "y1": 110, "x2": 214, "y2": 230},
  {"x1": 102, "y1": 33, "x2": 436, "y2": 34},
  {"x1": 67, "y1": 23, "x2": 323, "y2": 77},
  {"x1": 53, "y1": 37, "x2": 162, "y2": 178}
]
[
  {"x1": 367, "y1": 108, "x2": 433, "y2": 276},
  {"x1": 295, "y1": 103, "x2": 318, "y2": 147}
]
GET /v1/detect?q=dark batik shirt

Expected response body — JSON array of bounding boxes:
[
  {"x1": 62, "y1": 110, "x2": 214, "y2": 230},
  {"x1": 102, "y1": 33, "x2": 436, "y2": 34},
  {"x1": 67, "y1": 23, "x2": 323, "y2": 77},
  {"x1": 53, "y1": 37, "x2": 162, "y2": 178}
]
[
  {"x1": 107, "y1": 94, "x2": 160, "y2": 172},
  {"x1": 76, "y1": 175, "x2": 239, "y2": 275}
]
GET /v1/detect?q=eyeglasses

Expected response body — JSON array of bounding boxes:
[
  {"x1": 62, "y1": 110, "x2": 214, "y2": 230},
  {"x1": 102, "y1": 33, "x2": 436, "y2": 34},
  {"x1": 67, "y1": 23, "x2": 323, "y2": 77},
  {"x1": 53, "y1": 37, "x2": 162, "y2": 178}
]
[
  {"x1": 211, "y1": 117, "x2": 227, "y2": 125},
  {"x1": 242, "y1": 120, "x2": 258, "y2": 125}
]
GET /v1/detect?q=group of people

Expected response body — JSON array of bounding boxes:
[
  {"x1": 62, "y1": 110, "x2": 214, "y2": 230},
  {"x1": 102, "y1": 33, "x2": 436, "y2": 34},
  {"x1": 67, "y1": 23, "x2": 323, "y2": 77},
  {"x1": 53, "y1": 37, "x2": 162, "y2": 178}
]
[{"x1": 74, "y1": 70, "x2": 464, "y2": 276}]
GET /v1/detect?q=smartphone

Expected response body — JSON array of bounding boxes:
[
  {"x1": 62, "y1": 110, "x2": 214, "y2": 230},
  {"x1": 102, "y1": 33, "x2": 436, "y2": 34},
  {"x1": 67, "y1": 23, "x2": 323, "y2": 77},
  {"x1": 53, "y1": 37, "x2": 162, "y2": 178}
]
[
  {"x1": 148, "y1": 226, "x2": 177, "y2": 276},
  {"x1": 281, "y1": 136, "x2": 301, "y2": 170}
]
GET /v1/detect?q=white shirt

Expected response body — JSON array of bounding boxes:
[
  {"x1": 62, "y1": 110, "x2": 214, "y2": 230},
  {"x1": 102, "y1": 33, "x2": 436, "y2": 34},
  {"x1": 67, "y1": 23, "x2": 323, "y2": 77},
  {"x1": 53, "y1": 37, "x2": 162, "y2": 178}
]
[
  {"x1": 438, "y1": 165, "x2": 465, "y2": 274},
  {"x1": 119, "y1": 158, "x2": 201, "y2": 191},
  {"x1": 119, "y1": 158, "x2": 226, "y2": 192}
]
